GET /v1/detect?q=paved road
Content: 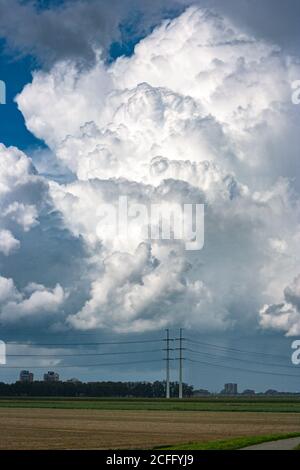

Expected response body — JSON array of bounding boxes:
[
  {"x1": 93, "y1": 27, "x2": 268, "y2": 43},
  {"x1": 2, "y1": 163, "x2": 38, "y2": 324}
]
[{"x1": 242, "y1": 437, "x2": 300, "y2": 450}]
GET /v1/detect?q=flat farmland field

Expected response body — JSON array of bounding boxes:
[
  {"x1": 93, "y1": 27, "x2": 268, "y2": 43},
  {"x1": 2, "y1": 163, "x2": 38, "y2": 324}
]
[
  {"x1": 1, "y1": 397, "x2": 300, "y2": 412},
  {"x1": 0, "y1": 398, "x2": 300, "y2": 449}
]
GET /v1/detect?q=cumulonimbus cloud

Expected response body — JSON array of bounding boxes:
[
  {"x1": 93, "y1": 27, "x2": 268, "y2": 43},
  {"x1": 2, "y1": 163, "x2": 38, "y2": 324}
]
[
  {"x1": 0, "y1": 6, "x2": 298, "y2": 335},
  {"x1": 0, "y1": 143, "x2": 43, "y2": 252},
  {"x1": 0, "y1": 143, "x2": 67, "y2": 323},
  {"x1": 0, "y1": 276, "x2": 66, "y2": 323}
]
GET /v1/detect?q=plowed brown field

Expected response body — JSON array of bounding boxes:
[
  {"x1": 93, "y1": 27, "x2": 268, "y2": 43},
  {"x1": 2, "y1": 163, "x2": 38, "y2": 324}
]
[{"x1": 0, "y1": 408, "x2": 300, "y2": 449}]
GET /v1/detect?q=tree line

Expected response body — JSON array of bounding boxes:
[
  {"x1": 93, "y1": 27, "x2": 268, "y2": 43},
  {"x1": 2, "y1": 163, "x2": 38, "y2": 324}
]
[{"x1": 0, "y1": 380, "x2": 194, "y2": 397}]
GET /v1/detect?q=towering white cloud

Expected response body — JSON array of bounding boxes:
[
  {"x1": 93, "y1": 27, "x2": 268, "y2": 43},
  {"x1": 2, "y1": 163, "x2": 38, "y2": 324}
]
[
  {"x1": 0, "y1": 144, "x2": 68, "y2": 324},
  {"x1": 0, "y1": 144, "x2": 44, "y2": 250},
  {"x1": 260, "y1": 275, "x2": 300, "y2": 336},
  {"x1": 10, "y1": 7, "x2": 300, "y2": 334},
  {"x1": 0, "y1": 230, "x2": 20, "y2": 256},
  {"x1": 0, "y1": 275, "x2": 66, "y2": 323}
]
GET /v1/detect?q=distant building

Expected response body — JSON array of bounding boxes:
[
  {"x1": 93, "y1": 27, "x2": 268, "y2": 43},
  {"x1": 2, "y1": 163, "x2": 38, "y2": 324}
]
[
  {"x1": 19, "y1": 370, "x2": 34, "y2": 383},
  {"x1": 66, "y1": 378, "x2": 81, "y2": 384},
  {"x1": 222, "y1": 383, "x2": 238, "y2": 395},
  {"x1": 43, "y1": 371, "x2": 59, "y2": 382},
  {"x1": 193, "y1": 389, "x2": 211, "y2": 397},
  {"x1": 242, "y1": 389, "x2": 255, "y2": 396},
  {"x1": 265, "y1": 389, "x2": 279, "y2": 396}
]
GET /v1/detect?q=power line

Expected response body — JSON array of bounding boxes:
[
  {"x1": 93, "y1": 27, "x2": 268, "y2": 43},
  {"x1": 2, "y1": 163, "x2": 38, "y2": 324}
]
[
  {"x1": 6, "y1": 339, "x2": 163, "y2": 347},
  {"x1": 6, "y1": 336, "x2": 289, "y2": 360},
  {"x1": 186, "y1": 338, "x2": 290, "y2": 361},
  {"x1": 186, "y1": 358, "x2": 299, "y2": 378},
  {"x1": 3, "y1": 331, "x2": 298, "y2": 385},
  {"x1": 186, "y1": 348, "x2": 297, "y2": 370},
  {"x1": 1, "y1": 359, "x2": 163, "y2": 369},
  {"x1": 5, "y1": 348, "x2": 163, "y2": 358}
]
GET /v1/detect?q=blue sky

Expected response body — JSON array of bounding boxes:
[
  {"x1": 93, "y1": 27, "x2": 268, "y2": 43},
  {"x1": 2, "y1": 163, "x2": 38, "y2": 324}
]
[
  {"x1": 0, "y1": 1, "x2": 183, "y2": 151},
  {"x1": 0, "y1": 0, "x2": 300, "y2": 392},
  {"x1": 0, "y1": 41, "x2": 42, "y2": 149},
  {"x1": 1, "y1": 0, "x2": 299, "y2": 152},
  {"x1": 1, "y1": 0, "x2": 300, "y2": 153}
]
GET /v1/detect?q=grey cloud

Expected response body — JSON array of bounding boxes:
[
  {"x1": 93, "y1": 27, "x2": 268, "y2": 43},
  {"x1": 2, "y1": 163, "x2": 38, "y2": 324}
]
[
  {"x1": 0, "y1": 0, "x2": 123, "y2": 65},
  {"x1": 177, "y1": 0, "x2": 300, "y2": 55},
  {"x1": 284, "y1": 276, "x2": 300, "y2": 311},
  {"x1": 260, "y1": 275, "x2": 300, "y2": 336},
  {"x1": 206, "y1": 0, "x2": 300, "y2": 55},
  {"x1": 0, "y1": 0, "x2": 185, "y2": 66},
  {"x1": 1, "y1": 0, "x2": 300, "y2": 68}
]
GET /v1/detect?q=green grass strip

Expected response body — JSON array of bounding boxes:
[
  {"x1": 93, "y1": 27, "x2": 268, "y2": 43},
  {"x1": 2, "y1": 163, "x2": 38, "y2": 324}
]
[
  {"x1": 157, "y1": 432, "x2": 300, "y2": 450},
  {"x1": 0, "y1": 398, "x2": 300, "y2": 413}
]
